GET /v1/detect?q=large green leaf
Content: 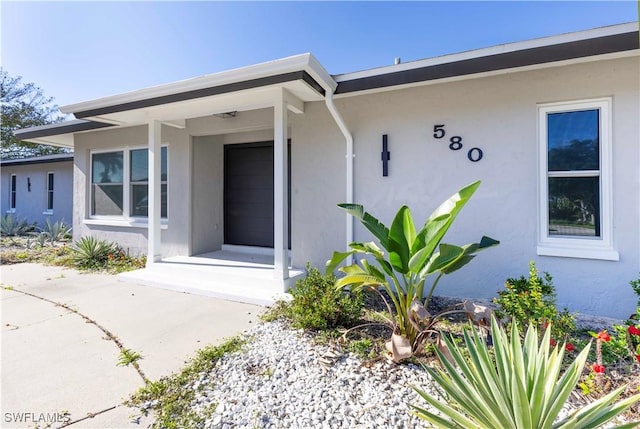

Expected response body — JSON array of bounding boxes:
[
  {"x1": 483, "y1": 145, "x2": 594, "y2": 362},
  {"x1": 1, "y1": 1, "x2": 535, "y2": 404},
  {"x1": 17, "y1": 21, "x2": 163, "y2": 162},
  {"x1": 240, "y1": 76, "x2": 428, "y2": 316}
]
[
  {"x1": 338, "y1": 203, "x2": 389, "y2": 248},
  {"x1": 325, "y1": 250, "x2": 356, "y2": 275},
  {"x1": 388, "y1": 206, "x2": 414, "y2": 273}
]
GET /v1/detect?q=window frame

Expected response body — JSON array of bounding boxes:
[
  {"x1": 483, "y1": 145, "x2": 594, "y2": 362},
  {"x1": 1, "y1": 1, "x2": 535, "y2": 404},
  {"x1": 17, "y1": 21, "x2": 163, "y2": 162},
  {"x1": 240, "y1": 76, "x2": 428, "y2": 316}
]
[
  {"x1": 9, "y1": 174, "x2": 17, "y2": 212},
  {"x1": 537, "y1": 97, "x2": 618, "y2": 261},
  {"x1": 44, "y1": 172, "x2": 55, "y2": 214},
  {"x1": 88, "y1": 145, "x2": 168, "y2": 225}
]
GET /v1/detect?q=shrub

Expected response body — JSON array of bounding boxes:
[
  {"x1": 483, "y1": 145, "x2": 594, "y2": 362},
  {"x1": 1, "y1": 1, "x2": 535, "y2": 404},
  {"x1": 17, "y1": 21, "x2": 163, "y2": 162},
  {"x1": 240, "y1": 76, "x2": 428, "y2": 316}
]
[
  {"x1": 1, "y1": 214, "x2": 35, "y2": 236},
  {"x1": 327, "y1": 180, "x2": 499, "y2": 362},
  {"x1": 278, "y1": 264, "x2": 365, "y2": 330},
  {"x1": 494, "y1": 261, "x2": 575, "y2": 339},
  {"x1": 412, "y1": 316, "x2": 640, "y2": 428}
]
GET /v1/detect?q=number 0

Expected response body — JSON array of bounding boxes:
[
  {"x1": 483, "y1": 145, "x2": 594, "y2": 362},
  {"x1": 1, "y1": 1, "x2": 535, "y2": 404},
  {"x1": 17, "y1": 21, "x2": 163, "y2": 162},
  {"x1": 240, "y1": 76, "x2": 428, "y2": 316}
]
[{"x1": 467, "y1": 147, "x2": 483, "y2": 162}]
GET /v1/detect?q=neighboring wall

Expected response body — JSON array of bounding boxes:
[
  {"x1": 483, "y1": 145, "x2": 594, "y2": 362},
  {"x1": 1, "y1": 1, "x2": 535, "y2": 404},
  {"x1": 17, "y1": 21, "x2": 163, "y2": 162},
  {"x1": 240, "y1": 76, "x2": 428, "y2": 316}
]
[
  {"x1": 1, "y1": 159, "x2": 73, "y2": 227},
  {"x1": 293, "y1": 56, "x2": 639, "y2": 319}
]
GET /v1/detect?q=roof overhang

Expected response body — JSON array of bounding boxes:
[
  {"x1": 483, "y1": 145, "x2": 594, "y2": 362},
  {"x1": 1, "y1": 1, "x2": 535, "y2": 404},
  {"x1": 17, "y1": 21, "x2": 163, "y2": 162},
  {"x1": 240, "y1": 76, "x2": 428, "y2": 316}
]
[
  {"x1": 13, "y1": 119, "x2": 114, "y2": 147},
  {"x1": 334, "y1": 22, "x2": 640, "y2": 96},
  {"x1": 62, "y1": 53, "x2": 335, "y2": 126}
]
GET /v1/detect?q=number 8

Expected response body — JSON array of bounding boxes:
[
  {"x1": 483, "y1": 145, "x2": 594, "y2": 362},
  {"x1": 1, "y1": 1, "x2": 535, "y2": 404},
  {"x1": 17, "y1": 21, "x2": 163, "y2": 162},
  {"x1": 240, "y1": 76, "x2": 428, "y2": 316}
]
[{"x1": 449, "y1": 136, "x2": 463, "y2": 150}]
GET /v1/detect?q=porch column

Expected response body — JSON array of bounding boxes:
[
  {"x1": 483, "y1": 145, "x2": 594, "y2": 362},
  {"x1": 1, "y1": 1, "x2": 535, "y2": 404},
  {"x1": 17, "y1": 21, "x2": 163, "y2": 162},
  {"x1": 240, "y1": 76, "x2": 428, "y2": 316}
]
[
  {"x1": 274, "y1": 90, "x2": 289, "y2": 284},
  {"x1": 147, "y1": 120, "x2": 162, "y2": 266}
]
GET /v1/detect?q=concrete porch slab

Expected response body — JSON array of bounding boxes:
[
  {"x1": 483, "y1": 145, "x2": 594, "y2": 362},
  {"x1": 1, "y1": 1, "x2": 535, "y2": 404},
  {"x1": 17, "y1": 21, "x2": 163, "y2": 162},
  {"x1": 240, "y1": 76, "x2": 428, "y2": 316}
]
[{"x1": 118, "y1": 250, "x2": 306, "y2": 306}]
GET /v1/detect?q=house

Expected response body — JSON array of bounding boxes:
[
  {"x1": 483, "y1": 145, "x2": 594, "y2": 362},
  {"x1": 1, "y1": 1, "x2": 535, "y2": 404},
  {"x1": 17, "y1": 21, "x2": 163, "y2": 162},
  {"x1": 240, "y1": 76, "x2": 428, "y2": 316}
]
[
  {"x1": 1, "y1": 153, "x2": 74, "y2": 228},
  {"x1": 15, "y1": 22, "x2": 639, "y2": 318}
]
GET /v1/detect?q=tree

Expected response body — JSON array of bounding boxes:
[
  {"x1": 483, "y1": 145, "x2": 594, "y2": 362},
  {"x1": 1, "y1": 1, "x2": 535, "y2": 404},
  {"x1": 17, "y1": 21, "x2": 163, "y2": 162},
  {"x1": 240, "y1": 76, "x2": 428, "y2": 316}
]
[{"x1": 1, "y1": 69, "x2": 67, "y2": 159}]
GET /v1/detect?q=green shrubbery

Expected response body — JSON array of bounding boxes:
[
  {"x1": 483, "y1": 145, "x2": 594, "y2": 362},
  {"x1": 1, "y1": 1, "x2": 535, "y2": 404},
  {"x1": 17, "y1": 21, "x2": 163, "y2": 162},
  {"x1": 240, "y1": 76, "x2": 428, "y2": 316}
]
[
  {"x1": 1, "y1": 214, "x2": 36, "y2": 236},
  {"x1": 494, "y1": 261, "x2": 575, "y2": 339},
  {"x1": 264, "y1": 264, "x2": 365, "y2": 331},
  {"x1": 70, "y1": 236, "x2": 146, "y2": 273}
]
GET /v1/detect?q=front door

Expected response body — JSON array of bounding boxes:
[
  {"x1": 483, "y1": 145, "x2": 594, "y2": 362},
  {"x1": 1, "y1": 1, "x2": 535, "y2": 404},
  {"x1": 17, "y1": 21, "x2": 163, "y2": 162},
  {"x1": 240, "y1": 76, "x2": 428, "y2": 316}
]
[{"x1": 224, "y1": 142, "x2": 290, "y2": 248}]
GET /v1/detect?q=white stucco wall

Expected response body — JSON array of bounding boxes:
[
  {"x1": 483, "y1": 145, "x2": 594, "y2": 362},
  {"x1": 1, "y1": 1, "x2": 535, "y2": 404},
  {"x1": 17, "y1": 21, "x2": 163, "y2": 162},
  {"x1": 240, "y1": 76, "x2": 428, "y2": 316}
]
[
  {"x1": 1, "y1": 160, "x2": 73, "y2": 228},
  {"x1": 68, "y1": 55, "x2": 638, "y2": 318},
  {"x1": 292, "y1": 56, "x2": 638, "y2": 319}
]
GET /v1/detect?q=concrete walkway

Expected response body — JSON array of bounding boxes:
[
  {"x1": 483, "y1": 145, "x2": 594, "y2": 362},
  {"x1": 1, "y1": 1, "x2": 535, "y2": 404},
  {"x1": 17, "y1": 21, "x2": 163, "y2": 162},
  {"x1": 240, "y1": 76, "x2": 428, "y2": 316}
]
[{"x1": 0, "y1": 263, "x2": 261, "y2": 428}]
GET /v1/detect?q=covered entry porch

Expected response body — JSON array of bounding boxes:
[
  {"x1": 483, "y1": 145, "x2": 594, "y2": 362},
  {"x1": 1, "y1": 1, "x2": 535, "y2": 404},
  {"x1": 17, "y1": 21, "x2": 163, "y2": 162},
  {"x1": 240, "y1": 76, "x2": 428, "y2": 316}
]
[{"x1": 119, "y1": 248, "x2": 305, "y2": 306}]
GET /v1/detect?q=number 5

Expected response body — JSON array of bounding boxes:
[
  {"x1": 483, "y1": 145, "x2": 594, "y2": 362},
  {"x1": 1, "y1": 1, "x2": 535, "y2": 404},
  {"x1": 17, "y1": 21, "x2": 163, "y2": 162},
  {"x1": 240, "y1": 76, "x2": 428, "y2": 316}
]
[{"x1": 433, "y1": 125, "x2": 445, "y2": 139}]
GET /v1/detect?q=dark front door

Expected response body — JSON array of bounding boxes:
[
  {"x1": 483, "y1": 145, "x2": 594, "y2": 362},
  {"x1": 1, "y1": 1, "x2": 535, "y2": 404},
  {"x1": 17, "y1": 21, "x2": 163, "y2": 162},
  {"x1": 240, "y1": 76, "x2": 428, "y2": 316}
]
[{"x1": 224, "y1": 142, "x2": 290, "y2": 248}]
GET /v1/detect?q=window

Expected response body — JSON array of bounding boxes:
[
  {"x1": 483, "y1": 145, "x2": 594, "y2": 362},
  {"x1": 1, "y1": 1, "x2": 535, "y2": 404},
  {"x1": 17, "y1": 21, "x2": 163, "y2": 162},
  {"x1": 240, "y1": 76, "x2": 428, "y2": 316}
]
[
  {"x1": 46, "y1": 172, "x2": 54, "y2": 211},
  {"x1": 130, "y1": 147, "x2": 167, "y2": 218},
  {"x1": 538, "y1": 98, "x2": 617, "y2": 260},
  {"x1": 90, "y1": 147, "x2": 167, "y2": 219},
  {"x1": 92, "y1": 151, "x2": 124, "y2": 216},
  {"x1": 9, "y1": 174, "x2": 16, "y2": 210}
]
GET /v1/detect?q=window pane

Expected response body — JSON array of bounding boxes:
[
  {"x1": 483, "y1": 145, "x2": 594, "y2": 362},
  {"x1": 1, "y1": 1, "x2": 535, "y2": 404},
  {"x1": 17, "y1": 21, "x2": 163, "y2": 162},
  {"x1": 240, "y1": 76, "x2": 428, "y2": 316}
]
[
  {"x1": 547, "y1": 110, "x2": 599, "y2": 171},
  {"x1": 48, "y1": 173, "x2": 54, "y2": 191},
  {"x1": 130, "y1": 147, "x2": 167, "y2": 182},
  {"x1": 92, "y1": 152, "x2": 123, "y2": 183},
  {"x1": 48, "y1": 192, "x2": 54, "y2": 210},
  {"x1": 131, "y1": 183, "x2": 168, "y2": 218},
  {"x1": 131, "y1": 149, "x2": 148, "y2": 182},
  {"x1": 548, "y1": 176, "x2": 600, "y2": 237},
  {"x1": 131, "y1": 184, "x2": 148, "y2": 217},
  {"x1": 92, "y1": 184, "x2": 123, "y2": 215},
  {"x1": 161, "y1": 183, "x2": 167, "y2": 218}
]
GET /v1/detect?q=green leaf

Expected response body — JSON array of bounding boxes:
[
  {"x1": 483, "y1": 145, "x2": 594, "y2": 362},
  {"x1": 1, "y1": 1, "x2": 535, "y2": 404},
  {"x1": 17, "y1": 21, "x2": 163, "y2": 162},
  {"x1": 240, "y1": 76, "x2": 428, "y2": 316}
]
[
  {"x1": 387, "y1": 206, "x2": 414, "y2": 273},
  {"x1": 325, "y1": 250, "x2": 355, "y2": 274},
  {"x1": 425, "y1": 243, "x2": 464, "y2": 274},
  {"x1": 338, "y1": 203, "x2": 389, "y2": 248}
]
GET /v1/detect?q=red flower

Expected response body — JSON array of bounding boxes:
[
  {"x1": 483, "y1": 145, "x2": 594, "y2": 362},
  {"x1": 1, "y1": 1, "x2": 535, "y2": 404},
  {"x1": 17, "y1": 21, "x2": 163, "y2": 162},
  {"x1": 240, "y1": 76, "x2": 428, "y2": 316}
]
[
  {"x1": 636, "y1": 355, "x2": 640, "y2": 363},
  {"x1": 565, "y1": 343, "x2": 575, "y2": 352},
  {"x1": 550, "y1": 338, "x2": 556, "y2": 346},
  {"x1": 591, "y1": 364, "x2": 605, "y2": 374},
  {"x1": 628, "y1": 325, "x2": 640, "y2": 336},
  {"x1": 597, "y1": 331, "x2": 611, "y2": 342}
]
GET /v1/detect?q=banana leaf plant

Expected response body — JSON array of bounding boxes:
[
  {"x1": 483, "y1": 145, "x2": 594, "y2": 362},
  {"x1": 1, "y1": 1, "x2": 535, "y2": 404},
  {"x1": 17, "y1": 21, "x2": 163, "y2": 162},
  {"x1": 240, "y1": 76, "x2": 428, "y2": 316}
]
[{"x1": 326, "y1": 180, "x2": 499, "y2": 362}]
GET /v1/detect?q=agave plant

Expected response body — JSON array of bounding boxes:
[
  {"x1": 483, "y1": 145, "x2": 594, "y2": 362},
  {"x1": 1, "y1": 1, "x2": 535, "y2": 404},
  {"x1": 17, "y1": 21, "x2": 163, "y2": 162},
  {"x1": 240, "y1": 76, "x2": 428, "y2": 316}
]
[
  {"x1": 71, "y1": 236, "x2": 118, "y2": 269},
  {"x1": 39, "y1": 218, "x2": 72, "y2": 243},
  {"x1": 326, "y1": 180, "x2": 498, "y2": 361},
  {"x1": 412, "y1": 316, "x2": 640, "y2": 428},
  {"x1": 1, "y1": 214, "x2": 36, "y2": 237}
]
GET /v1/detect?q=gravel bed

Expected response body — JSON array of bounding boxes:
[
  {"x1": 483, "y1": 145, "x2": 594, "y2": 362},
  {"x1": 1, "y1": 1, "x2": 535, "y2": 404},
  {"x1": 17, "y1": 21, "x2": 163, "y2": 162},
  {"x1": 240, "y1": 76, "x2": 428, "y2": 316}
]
[{"x1": 192, "y1": 321, "x2": 434, "y2": 428}]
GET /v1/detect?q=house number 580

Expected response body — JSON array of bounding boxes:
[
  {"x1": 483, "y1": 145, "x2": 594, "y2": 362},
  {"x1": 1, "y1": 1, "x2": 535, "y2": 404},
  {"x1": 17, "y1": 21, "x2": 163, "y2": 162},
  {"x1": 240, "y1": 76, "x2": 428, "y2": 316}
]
[{"x1": 433, "y1": 125, "x2": 483, "y2": 162}]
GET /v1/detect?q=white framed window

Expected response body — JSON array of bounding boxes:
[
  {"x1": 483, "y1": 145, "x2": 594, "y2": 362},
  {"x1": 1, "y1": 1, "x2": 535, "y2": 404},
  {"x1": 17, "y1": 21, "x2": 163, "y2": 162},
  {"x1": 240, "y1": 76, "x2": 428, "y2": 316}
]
[
  {"x1": 9, "y1": 174, "x2": 17, "y2": 212},
  {"x1": 89, "y1": 146, "x2": 168, "y2": 221},
  {"x1": 537, "y1": 97, "x2": 618, "y2": 261},
  {"x1": 45, "y1": 172, "x2": 54, "y2": 213}
]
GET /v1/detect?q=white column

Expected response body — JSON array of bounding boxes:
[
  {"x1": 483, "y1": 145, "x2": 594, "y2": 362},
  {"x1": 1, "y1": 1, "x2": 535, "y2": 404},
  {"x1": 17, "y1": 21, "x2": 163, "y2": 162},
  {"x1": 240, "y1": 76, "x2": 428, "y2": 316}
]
[
  {"x1": 147, "y1": 120, "x2": 162, "y2": 266},
  {"x1": 274, "y1": 90, "x2": 289, "y2": 284}
]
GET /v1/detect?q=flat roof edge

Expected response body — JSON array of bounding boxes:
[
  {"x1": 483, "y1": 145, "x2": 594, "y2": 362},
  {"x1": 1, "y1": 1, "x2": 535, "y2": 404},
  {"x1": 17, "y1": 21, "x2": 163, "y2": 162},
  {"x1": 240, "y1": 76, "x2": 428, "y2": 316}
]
[
  {"x1": 335, "y1": 30, "x2": 639, "y2": 94},
  {"x1": 14, "y1": 120, "x2": 115, "y2": 140},
  {"x1": 1, "y1": 154, "x2": 73, "y2": 166}
]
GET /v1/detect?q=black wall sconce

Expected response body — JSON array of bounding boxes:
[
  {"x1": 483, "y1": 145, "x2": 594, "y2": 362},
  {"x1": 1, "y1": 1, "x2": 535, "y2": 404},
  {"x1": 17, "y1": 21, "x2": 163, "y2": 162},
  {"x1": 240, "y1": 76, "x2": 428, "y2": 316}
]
[
  {"x1": 381, "y1": 134, "x2": 390, "y2": 177},
  {"x1": 27, "y1": 177, "x2": 31, "y2": 192}
]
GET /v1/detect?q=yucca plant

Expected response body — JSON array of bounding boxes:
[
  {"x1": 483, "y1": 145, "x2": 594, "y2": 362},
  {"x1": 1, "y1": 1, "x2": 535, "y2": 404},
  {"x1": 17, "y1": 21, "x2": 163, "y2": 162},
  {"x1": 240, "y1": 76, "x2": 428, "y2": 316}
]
[
  {"x1": 70, "y1": 236, "x2": 118, "y2": 269},
  {"x1": 412, "y1": 316, "x2": 640, "y2": 428},
  {"x1": 1, "y1": 214, "x2": 35, "y2": 236},
  {"x1": 39, "y1": 218, "x2": 72, "y2": 243},
  {"x1": 327, "y1": 180, "x2": 498, "y2": 361}
]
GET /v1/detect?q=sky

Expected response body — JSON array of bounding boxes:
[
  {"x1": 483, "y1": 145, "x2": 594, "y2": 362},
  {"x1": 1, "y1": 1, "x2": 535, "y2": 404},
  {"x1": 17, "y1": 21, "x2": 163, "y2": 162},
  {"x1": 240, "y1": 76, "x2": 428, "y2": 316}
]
[{"x1": 1, "y1": 1, "x2": 638, "y2": 110}]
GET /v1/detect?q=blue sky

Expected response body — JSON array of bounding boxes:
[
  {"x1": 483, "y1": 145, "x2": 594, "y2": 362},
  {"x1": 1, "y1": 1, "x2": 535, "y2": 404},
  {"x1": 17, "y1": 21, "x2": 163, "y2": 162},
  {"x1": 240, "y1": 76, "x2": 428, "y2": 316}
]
[{"x1": 1, "y1": 1, "x2": 637, "y2": 109}]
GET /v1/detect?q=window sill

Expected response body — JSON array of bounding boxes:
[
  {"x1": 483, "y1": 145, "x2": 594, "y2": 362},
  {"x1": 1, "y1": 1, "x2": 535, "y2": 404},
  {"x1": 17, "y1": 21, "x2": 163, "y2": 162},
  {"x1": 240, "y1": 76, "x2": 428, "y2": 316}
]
[
  {"x1": 43, "y1": 210, "x2": 54, "y2": 216},
  {"x1": 537, "y1": 244, "x2": 619, "y2": 261},
  {"x1": 5, "y1": 209, "x2": 16, "y2": 214},
  {"x1": 84, "y1": 218, "x2": 168, "y2": 230}
]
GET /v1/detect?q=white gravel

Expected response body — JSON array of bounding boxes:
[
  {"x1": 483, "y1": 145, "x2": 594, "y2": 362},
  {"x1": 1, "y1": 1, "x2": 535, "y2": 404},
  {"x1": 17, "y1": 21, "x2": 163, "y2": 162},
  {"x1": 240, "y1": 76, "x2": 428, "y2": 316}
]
[{"x1": 191, "y1": 321, "x2": 435, "y2": 429}]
